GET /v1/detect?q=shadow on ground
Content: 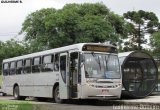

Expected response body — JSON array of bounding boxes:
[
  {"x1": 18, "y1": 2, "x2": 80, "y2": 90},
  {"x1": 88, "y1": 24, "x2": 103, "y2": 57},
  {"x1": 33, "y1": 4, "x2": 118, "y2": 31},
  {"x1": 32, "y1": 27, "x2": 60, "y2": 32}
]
[{"x1": 26, "y1": 97, "x2": 124, "y2": 106}]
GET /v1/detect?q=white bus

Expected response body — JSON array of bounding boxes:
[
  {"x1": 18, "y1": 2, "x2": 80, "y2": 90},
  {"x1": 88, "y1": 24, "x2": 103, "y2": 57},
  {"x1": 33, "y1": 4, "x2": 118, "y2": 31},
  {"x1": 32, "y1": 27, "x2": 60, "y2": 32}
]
[{"x1": 1, "y1": 43, "x2": 122, "y2": 103}]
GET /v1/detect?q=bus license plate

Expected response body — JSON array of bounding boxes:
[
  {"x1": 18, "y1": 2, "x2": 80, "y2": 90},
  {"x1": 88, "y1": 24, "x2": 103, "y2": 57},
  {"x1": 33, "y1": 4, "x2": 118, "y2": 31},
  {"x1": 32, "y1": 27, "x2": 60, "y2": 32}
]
[{"x1": 102, "y1": 89, "x2": 109, "y2": 94}]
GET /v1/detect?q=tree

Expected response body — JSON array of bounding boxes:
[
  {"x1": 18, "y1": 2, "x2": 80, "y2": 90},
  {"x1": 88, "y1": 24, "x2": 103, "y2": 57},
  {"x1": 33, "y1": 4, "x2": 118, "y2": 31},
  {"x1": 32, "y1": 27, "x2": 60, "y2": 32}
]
[
  {"x1": 123, "y1": 10, "x2": 159, "y2": 50},
  {"x1": 150, "y1": 30, "x2": 160, "y2": 56},
  {"x1": 21, "y1": 3, "x2": 129, "y2": 52},
  {"x1": 0, "y1": 39, "x2": 28, "y2": 74},
  {"x1": 20, "y1": 8, "x2": 56, "y2": 52}
]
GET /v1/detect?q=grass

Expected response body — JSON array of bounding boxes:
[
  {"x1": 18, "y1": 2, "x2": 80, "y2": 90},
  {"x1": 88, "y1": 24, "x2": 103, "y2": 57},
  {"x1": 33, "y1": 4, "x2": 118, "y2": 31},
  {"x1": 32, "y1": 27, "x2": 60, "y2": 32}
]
[
  {"x1": 0, "y1": 99, "x2": 32, "y2": 104},
  {"x1": 0, "y1": 99, "x2": 33, "y2": 110}
]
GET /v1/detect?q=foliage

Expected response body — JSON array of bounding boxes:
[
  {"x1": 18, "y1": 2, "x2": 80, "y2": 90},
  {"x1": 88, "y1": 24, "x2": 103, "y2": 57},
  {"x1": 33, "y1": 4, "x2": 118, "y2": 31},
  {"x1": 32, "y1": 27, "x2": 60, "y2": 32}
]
[
  {"x1": 0, "y1": 75, "x2": 2, "y2": 86},
  {"x1": 0, "y1": 39, "x2": 28, "y2": 74},
  {"x1": 21, "y1": 3, "x2": 129, "y2": 52},
  {"x1": 21, "y1": 8, "x2": 56, "y2": 52},
  {"x1": 150, "y1": 30, "x2": 160, "y2": 56},
  {"x1": 123, "y1": 10, "x2": 159, "y2": 51}
]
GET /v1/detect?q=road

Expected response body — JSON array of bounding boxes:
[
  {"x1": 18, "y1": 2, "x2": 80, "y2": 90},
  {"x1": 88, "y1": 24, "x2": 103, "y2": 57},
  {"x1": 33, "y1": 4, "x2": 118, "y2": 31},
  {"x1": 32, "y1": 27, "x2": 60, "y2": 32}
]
[{"x1": 0, "y1": 96, "x2": 121, "y2": 110}]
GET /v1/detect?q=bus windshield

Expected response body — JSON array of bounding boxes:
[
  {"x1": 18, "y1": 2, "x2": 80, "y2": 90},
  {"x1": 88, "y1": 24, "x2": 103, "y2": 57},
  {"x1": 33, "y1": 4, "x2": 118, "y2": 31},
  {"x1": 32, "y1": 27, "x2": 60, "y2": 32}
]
[{"x1": 84, "y1": 53, "x2": 120, "y2": 79}]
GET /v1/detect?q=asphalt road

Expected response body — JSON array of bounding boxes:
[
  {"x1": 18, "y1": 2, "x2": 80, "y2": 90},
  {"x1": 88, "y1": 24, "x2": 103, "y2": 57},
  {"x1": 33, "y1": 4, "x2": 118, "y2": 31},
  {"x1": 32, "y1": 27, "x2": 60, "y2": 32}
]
[{"x1": 0, "y1": 96, "x2": 122, "y2": 110}]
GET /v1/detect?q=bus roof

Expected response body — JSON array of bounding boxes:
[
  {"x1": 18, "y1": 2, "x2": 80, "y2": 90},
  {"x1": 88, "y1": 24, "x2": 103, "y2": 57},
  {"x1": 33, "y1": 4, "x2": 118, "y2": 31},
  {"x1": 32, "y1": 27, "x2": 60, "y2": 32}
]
[{"x1": 3, "y1": 43, "x2": 116, "y2": 63}]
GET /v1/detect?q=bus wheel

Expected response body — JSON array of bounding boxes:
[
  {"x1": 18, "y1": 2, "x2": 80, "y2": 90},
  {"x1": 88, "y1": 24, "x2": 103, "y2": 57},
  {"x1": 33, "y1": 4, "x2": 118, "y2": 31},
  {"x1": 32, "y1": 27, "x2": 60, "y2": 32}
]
[
  {"x1": 13, "y1": 86, "x2": 20, "y2": 100},
  {"x1": 54, "y1": 86, "x2": 63, "y2": 103},
  {"x1": 2, "y1": 93, "x2": 7, "y2": 96},
  {"x1": 13, "y1": 86, "x2": 26, "y2": 100}
]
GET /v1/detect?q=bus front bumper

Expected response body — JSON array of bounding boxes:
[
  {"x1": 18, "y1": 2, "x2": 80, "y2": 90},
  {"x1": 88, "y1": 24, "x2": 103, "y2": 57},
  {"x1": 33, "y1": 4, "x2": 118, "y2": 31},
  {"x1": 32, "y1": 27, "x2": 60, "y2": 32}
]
[{"x1": 80, "y1": 84, "x2": 122, "y2": 99}]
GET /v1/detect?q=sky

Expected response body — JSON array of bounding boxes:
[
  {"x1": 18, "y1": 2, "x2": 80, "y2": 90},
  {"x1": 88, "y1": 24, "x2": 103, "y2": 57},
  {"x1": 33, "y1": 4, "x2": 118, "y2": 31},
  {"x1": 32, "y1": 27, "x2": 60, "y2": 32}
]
[{"x1": 0, "y1": 0, "x2": 160, "y2": 41}]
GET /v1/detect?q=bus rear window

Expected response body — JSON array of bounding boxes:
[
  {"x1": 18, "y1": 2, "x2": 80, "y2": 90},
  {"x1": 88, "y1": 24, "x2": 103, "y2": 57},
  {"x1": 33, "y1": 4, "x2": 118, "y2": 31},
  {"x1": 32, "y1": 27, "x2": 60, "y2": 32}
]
[{"x1": 3, "y1": 63, "x2": 9, "y2": 76}]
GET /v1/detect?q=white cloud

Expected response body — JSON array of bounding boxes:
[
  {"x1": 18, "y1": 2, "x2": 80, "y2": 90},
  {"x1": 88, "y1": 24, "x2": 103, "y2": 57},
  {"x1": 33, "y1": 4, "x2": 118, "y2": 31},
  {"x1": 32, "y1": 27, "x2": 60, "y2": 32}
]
[
  {"x1": 0, "y1": 0, "x2": 64, "y2": 41},
  {"x1": 0, "y1": 0, "x2": 160, "y2": 41}
]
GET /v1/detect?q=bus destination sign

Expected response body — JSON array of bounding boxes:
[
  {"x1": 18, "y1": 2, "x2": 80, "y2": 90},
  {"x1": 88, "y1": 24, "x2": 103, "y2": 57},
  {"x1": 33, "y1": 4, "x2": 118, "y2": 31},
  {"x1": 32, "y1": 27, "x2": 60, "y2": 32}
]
[{"x1": 82, "y1": 45, "x2": 117, "y2": 53}]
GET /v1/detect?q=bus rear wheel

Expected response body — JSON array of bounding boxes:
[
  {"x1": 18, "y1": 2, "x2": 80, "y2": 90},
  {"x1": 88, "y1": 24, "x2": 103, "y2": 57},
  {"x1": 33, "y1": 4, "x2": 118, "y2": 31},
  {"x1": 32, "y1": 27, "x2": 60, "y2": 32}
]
[
  {"x1": 13, "y1": 86, "x2": 25, "y2": 100},
  {"x1": 54, "y1": 86, "x2": 63, "y2": 103}
]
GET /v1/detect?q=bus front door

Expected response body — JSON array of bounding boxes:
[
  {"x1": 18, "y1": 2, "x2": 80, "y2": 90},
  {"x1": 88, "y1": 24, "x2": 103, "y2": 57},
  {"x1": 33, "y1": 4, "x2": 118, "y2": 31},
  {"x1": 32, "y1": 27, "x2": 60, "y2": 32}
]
[
  {"x1": 59, "y1": 52, "x2": 79, "y2": 99},
  {"x1": 59, "y1": 53, "x2": 69, "y2": 99},
  {"x1": 69, "y1": 52, "x2": 79, "y2": 98}
]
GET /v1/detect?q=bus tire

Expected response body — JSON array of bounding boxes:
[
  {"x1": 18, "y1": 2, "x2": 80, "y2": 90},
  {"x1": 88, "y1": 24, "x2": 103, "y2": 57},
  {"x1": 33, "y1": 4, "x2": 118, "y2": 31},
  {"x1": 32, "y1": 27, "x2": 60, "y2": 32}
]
[
  {"x1": 13, "y1": 86, "x2": 20, "y2": 100},
  {"x1": 54, "y1": 86, "x2": 63, "y2": 103},
  {"x1": 2, "y1": 93, "x2": 7, "y2": 96},
  {"x1": 13, "y1": 86, "x2": 26, "y2": 100}
]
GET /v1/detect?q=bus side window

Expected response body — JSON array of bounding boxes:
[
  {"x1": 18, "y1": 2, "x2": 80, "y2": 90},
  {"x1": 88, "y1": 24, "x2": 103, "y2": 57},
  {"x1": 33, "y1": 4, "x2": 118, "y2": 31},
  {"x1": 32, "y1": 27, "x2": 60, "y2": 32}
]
[
  {"x1": 24, "y1": 59, "x2": 31, "y2": 74},
  {"x1": 16, "y1": 60, "x2": 23, "y2": 75},
  {"x1": 32, "y1": 57, "x2": 41, "y2": 73},
  {"x1": 42, "y1": 55, "x2": 54, "y2": 72},
  {"x1": 10, "y1": 62, "x2": 16, "y2": 75},
  {"x1": 54, "y1": 54, "x2": 59, "y2": 71},
  {"x1": 3, "y1": 63, "x2": 9, "y2": 76}
]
